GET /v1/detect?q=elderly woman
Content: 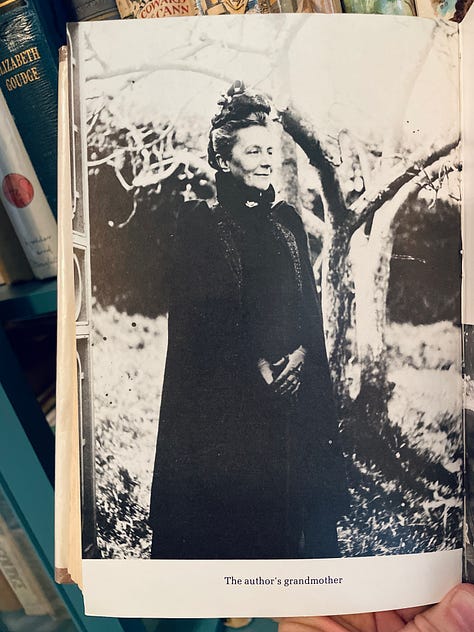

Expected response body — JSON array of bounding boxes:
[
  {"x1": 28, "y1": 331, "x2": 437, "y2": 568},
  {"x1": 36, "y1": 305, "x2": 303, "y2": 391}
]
[{"x1": 149, "y1": 82, "x2": 347, "y2": 560}]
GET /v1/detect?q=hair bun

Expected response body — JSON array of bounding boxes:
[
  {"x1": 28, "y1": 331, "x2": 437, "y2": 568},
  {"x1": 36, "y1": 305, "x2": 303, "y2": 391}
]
[
  {"x1": 227, "y1": 80, "x2": 245, "y2": 98},
  {"x1": 211, "y1": 80, "x2": 271, "y2": 132}
]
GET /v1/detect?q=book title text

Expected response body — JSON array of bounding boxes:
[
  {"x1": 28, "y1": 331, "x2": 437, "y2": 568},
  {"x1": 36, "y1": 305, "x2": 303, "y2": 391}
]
[{"x1": 0, "y1": 46, "x2": 41, "y2": 91}]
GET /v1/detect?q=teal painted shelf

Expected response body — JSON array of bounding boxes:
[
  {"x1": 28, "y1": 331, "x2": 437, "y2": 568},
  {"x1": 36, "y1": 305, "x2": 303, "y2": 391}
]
[
  {"x1": 0, "y1": 277, "x2": 144, "y2": 631},
  {"x1": 0, "y1": 278, "x2": 57, "y2": 321},
  {"x1": 0, "y1": 381, "x2": 135, "y2": 632},
  {"x1": 0, "y1": 278, "x2": 278, "y2": 630}
]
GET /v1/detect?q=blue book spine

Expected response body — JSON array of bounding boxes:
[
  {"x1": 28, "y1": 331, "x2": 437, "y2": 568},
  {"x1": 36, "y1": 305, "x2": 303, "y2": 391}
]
[{"x1": 0, "y1": 1, "x2": 69, "y2": 217}]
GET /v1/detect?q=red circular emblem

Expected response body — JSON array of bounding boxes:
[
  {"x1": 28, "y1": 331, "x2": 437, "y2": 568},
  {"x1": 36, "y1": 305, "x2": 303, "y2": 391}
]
[{"x1": 2, "y1": 173, "x2": 34, "y2": 208}]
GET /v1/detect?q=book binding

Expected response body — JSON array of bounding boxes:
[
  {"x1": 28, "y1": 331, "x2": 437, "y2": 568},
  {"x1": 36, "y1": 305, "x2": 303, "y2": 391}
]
[{"x1": 0, "y1": 92, "x2": 57, "y2": 280}]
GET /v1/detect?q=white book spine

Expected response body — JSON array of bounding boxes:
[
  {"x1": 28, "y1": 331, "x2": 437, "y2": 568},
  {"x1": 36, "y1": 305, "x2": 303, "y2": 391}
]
[
  {"x1": 0, "y1": 518, "x2": 51, "y2": 616},
  {"x1": 0, "y1": 92, "x2": 57, "y2": 280}
]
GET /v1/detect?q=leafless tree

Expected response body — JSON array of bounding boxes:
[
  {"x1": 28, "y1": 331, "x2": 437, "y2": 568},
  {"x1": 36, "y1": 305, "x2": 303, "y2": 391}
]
[{"x1": 84, "y1": 17, "x2": 461, "y2": 493}]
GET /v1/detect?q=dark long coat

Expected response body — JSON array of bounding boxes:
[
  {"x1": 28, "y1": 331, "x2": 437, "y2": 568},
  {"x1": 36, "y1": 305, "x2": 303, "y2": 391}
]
[{"x1": 149, "y1": 184, "x2": 347, "y2": 559}]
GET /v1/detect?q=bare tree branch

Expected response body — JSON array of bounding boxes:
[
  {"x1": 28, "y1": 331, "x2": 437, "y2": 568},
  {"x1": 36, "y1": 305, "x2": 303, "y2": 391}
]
[
  {"x1": 88, "y1": 61, "x2": 235, "y2": 85},
  {"x1": 89, "y1": 148, "x2": 125, "y2": 167},
  {"x1": 279, "y1": 106, "x2": 347, "y2": 225},
  {"x1": 300, "y1": 206, "x2": 326, "y2": 239},
  {"x1": 114, "y1": 165, "x2": 133, "y2": 192},
  {"x1": 274, "y1": 14, "x2": 308, "y2": 61},
  {"x1": 117, "y1": 195, "x2": 138, "y2": 229},
  {"x1": 164, "y1": 39, "x2": 212, "y2": 62},
  {"x1": 194, "y1": 33, "x2": 270, "y2": 56},
  {"x1": 347, "y1": 138, "x2": 460, "y2": 234}
]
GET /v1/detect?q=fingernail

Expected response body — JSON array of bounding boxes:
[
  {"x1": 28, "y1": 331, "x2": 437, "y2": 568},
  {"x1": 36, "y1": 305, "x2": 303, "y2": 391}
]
[{"x1": 450, "y1": 586, "x2": 474, "y2": 631}]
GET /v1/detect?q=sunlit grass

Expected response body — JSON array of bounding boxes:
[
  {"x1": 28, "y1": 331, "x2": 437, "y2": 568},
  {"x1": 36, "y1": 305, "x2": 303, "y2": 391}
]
[{"x1": 91, "y1": 307, "x2": 462, "y2": 558}]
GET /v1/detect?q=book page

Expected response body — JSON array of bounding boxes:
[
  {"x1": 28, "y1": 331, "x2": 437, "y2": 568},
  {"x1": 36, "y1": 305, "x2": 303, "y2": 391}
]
[
  {"x1": 67, "y1": 14, "x2": 463, "y2": 616},
  {"x1": 460, "y1": 5, "x2": 474, "y2": 583},
  {"x1": 55, "y1": 47, "x2": 82, "y2": 587},
  {"x1": 461, "y1": 6, "x2": 474, "y2": 327}
]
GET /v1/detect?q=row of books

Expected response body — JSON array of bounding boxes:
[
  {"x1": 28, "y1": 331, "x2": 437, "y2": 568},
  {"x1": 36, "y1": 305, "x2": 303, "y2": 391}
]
[
  {"x1": 0, "y1": 488, "x2": 69, "y2": 626},
  {"x1": 79, "y1": 0, "x2": 474, "y2": 20},
  {"x1": 0, "y1": 0, "x2": 63, "y2": 284},
  {"x1": 0, "y1": 0, "x2": 471, "y2": 287}
]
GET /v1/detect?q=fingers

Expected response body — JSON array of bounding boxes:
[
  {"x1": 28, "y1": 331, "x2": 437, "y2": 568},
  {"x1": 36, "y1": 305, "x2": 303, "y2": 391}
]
[
  {"x1": 274, "y1": 375, "x2": 300, "y2": 398},
  {"x1": 278, "y1": 617, "x2": 355, "y2": 632},
  {"x1": 273, "y1": 362, "x2": 301, "y2": 386},
  {"x1": 394, "y1": 606, "x2": 430, "y2": 624},
  {"x1": 274, "y1": 375, "x2": 293, "y2": 392},
  {"x1": 274, "y1": 366, "x2": 292, "y2": 388},
  {"x1": 277, "y1": 586, "x2": 474, "y2": 632},
  {"x1": 403, "y1": 584, "x2": 474, "y2": 632},
  {"x1": 273, "y1": 362, "x2": 291, "y2": 386},
  {"x1": 259, "y1": 365, "x2": 274, "y2": 385}
]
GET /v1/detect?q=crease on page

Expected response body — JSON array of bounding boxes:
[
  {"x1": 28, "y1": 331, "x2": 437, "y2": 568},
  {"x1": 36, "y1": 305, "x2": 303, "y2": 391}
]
[
  {"x1": 461, "y1": 0, "x2": 474, "y2": 326},
  {"x1": 461, "y1": 3, "x2": 474, "y2": 583},
  {"x1": 55, "y1": 45, "x2": 83, "y2": 588}
]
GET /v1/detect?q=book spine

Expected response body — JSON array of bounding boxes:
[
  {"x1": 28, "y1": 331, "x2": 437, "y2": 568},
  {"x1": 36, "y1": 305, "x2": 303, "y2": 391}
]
[
  {"x1": 69, "y1": 0, "x2": 121, "y2": 20},
  {"x1": 451, "y1": 0, "x2": 474, "y2": 21},
  {"x1": 342, "y1": 0, "x2": 416, "y2": 13},
  {"x1": 0, "y1": 0, "x2": 60, "y2": 215},
  {"x1": 115, "y1": 0, "x2": 135, "y2": 16},
  {"x1": 0, "y1": 92, "x2": 57, "y2": 280},
  {"x1": 256, "y1": 0, "x2": 282, "y2": 12},
  {"x1": 194, "y1": 0, "x2": 259, "y2": 13},
  {"x1": 414, "y1": 0, "x2": 460, "y2": 18},
  {"x1": 121, "y1": 0, "x2": 197, "y2": 16},
  {"x1": 0, "y1": 568, "x2": 22, "y2": 612},
  {"x1": 0, "y1": 197, "x2": 34, "y2": 284},
  {"x1": 12, "y1": 529, "x2": 69, "y2": 619},
  {"x1": 0, "y1": 520, "x2": 50, "y2": 616},
  {"x1": 280, "y1": 0, "x2": 342, "y2": 11}
]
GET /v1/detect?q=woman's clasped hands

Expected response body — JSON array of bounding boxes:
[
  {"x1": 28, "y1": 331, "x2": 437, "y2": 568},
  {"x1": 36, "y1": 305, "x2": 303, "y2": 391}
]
[{"x1": 258, "y1": 345, "x2": 306, "y2": 398}]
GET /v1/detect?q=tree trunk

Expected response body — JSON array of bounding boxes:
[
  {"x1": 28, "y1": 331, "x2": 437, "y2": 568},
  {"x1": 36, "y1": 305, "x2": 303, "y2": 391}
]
[
  {"x1": 323, "y1": 221, "x2": 353, "y2": 413},
  {"x1": 350, "y1": 221, "x2": 393, "y2": 430},
  {"x1": 279, "y1": 132, "x2": 299, "y2": 207}
]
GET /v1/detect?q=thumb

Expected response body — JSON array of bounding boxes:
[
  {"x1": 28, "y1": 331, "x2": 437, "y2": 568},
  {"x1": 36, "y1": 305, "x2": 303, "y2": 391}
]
[{"x1": 404, "y1": 584, "x2": 474, "y2": 632}]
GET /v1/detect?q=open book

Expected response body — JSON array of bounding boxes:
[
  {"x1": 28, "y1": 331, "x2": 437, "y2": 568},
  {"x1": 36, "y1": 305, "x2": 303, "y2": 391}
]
[{"x1": 55, "y1": 10, "x2": 474, "y2": 617}]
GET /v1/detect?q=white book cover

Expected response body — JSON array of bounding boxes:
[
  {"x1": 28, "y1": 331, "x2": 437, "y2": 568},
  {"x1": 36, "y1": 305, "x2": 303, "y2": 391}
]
[{"x1": 0, "y1": 92, "x2": 57, "y2": 280}]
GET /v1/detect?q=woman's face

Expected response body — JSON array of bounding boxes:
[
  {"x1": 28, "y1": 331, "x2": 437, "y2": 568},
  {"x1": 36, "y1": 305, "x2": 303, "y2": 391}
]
[{"x1": 219, "y1": 125, "x2": 274, "y2": 191}]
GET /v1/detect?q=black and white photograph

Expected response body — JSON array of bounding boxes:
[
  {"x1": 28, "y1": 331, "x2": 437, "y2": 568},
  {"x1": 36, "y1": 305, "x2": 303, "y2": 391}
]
[
  {"x1": 69, "y1": 13, "x2": 464, "y2": 612},
  {"x1": 464, "y1": 324, "x2": 474, "y2": 582}
]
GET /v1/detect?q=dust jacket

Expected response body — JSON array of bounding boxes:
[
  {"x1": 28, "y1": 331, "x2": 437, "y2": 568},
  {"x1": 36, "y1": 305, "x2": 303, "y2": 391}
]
[{"x1": 56, "y1": 11, "x2": 474, "y2": 617}]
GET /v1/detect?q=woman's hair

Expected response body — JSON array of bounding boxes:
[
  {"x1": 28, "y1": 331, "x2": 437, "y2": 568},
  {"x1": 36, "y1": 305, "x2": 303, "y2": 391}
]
[{"x1": 208, "y1": 81, "x2": 272, "y2": 171}]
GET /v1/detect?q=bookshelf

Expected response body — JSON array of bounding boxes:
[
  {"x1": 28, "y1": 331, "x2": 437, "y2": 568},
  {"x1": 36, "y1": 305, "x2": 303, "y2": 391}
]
[
  {"x1": 0, "y1": 279, "x2": 57, "y2": 321},
  {"x1": 0, "y1": 280, "x2": 272, "y2": 632},
  {"x1": 0, "y1": 280, "x2": 135, "y2": 630}
]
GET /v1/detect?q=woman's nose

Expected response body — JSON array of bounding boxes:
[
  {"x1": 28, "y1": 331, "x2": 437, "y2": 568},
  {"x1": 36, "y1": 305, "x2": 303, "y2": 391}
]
[{"x1": 260, "y1": 151, "x2": 272, "y2": 167}]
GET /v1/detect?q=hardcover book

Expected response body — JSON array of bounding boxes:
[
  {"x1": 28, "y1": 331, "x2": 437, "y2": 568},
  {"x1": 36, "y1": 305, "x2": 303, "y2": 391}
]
[
  {"x1": 0, "y1": 198, "x2": 34, "y2": 284},
  {"x1": 0, "y1": 0, "x2": 69, "y2": 216},
  {"x1": 56, "y1": 10, "x2": 474, "y2": 617},
  {"x1": 0, "y1": 92, "x2": 57, "y2": 280},
  {"x1": 68, "y1": 0, "x2": 122, "y2": 21}
]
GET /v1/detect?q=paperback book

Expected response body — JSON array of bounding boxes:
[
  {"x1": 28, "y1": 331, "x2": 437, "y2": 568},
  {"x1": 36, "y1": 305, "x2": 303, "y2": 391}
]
[{"x1": 56, "y1": 11, "x2": 474, "y2": 617}]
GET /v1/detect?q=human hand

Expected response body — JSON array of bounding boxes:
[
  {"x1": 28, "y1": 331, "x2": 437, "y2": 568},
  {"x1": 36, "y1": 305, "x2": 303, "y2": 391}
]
[
  {"x1": 272, "y1": 345, "x2": 306, "y2": 398},
  {"x1": 277, "y1": 583, "x2": 474, "y2": 632},
  {"x1": 258, "y1": 358, "x2": 274, "y2": 385}
]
